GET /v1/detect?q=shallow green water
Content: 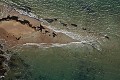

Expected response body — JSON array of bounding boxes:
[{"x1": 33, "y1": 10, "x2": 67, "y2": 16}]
[
  {"x1": 7, "y1": 41, "x2": 120, "y2": 80},
  {"x1": 0, "y1": 0, "x2": 120, "y2": 80}
]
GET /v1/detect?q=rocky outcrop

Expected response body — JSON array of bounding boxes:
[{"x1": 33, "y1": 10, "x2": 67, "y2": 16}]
[{"x1": 0, "y1": 43, "x2": 10, "y2": 79}]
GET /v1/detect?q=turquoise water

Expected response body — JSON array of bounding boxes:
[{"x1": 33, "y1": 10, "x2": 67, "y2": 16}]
[{"x1": 0, "y1": 0, "x2": 120, "y2": 80}]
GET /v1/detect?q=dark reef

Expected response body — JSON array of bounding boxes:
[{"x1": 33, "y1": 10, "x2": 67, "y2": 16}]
[
  {"x1": 0, "y1": 42, "x2": 31, "y2": 80},
  {"x1": 0, "y1": 44, "x2": 8, "y2": 79},
  {"x1": 0, "y1": 15, "x2": 47, "y2": 33}
]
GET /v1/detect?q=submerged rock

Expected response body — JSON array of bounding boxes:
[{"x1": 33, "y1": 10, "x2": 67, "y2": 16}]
[
  {"x1": 44, "y1": 18, "x2": 58, "y2": 23},
  {"x1": 82, "y1": 27, "x2": 87, "y2": 30},
  {"x1": 59, "y1": 21, "x2": 67, "y2": 26},
  {"x1": 18, "y1": 6, "x2": 32, "y2": 13}
]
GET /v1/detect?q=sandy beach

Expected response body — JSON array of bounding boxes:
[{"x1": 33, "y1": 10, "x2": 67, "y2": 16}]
[{"x1": 0, "y1": 2, "x2": 76, "y2": 48}]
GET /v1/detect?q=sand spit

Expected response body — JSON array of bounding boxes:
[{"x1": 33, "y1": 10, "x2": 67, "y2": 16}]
[{"x1": 0, "y1": 2, "x2": 76, "y2": 48}]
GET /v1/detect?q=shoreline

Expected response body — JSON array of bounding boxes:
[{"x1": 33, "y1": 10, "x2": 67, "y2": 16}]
[
  {"x1": 0, "y1": 2, "x2": 77, "y2": 49},
  {"x1": 0, "y1": 2, "x2": 105, "y2": 52},
  {"x1": 0, "y1": 3, "x2": 78, "y2": 78}
]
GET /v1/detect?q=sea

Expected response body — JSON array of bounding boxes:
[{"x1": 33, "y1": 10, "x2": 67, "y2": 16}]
[{"x1": 0, "y1": 0, "x2": 120, "y2": 80}]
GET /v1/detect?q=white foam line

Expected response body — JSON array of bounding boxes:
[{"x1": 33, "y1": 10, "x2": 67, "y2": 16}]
[
  {"x1": 13, "y1": 5, "x2": 95, "y2": 42},
  {"x1": 44, "y1": 25, "x2": 99, "y2": 47},
  {"x1": 23, "y1": 42, "x2": 77, "y2": 48},
  {"x1": 44, "y1": 25, "x2": 83, "y2": 41},
  {"x1": 15, "y1": 8, "x2": 37, "y2": 18},
  {"x1": 14, "y1": 8, "x2": 47, "y2": 23},
  {"x1": 22, "y1": 41, "x2": 92, "y2": 47},
  {"x1": 12, "y1": 5, "x2": 102, "y2": 51},
  {"x1": 22, "y1": 39, "x2": 102, "y2": 51}
]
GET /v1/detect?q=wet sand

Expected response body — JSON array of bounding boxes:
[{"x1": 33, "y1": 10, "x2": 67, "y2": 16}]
[{"x1": 0, "y1": 2, "x2": 76, "y2": 48}]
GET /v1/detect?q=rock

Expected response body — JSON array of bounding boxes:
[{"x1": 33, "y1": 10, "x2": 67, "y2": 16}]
[
  {"x1": 82, "y1": 27, "x2": 87, "y2": 30},
  {"x1": 52, "y1": 32, "x2": 57, "y2": 37},
  {"x1": 0, "y1": 56, "x2": 6, "y2": 62},
  {"x1": 16, "y1": 36, "x2": 21, "y2": 40},
  {"x1": 0, "y1": 44, "x2": 3, "y2": 49},
  {"x1": 0, "y1": 51, "x2": 7, "y2": 79},
  {"x1": 60, "y1": 21, "x2": 67, "y2": 26},
  {"x1": 71, "y1": 24, "x2": 77, "y2": 27},
  {"x1": 53, "y1": 18, "x2": 58, "y2": 21},
  {"x1": 36, "y1": 24, "x2": 45, "y2": 32},
  {"x1": 0, "y1": 69, "x2": 7, "y2": 76},
  {"x1": 9, "y1": 16, "x2": 19, "y2": 20},
  {"x1": 104, "y1": 35, "x2": 110, "y2": 39},
  {"x1": 0, "y1": 50, "x2": 4, "y2": 54},
  {"x1": 44, "y1": 18, "x2": 57, "y2": 23},
  {"x1": 45, "y1": 30, "x2": 49, "y2": 33},
  {"x1": 44, "y1": 18, "x2": 54, "y2": 23}
]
